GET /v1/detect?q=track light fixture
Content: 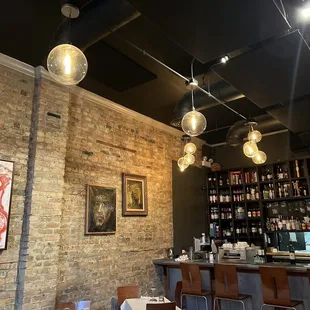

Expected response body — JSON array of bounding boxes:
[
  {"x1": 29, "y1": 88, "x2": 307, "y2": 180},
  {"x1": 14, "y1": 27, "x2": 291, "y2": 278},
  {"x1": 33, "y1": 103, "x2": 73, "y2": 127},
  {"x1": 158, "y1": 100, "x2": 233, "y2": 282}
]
[
  {"x1": 221, "y1": 55, "x2": 229, "y2": 64},
  {"x1": 47, "y1": 3, "x2": 88, "y2": 85}
]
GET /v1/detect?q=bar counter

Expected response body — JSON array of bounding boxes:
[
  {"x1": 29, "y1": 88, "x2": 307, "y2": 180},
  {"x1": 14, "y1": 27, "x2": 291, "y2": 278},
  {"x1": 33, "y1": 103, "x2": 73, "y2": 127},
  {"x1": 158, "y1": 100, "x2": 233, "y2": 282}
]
[{"x1": 153, "y1": 258, "x2": 310, "y2": 310}]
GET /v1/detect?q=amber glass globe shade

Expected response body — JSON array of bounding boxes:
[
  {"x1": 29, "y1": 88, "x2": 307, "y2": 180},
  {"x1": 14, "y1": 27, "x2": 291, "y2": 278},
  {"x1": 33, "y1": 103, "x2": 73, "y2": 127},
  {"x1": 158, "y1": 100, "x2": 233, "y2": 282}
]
[
  {"x1": 184, "y1": 153, "x2": 195, "y2": 165},
  {"x1": 177, "y1": 157, "x2": 189, "y2": 171},
  {"x1": 181, "y1": 110, "x2": 207, "y2": 137},
  {"x1": 248, "y1": 130, "x2": 262, "y2": 143},
  {"x1": 184, "y1": 142, "x2": 196, "y2": 154},
  {"x1": 47, "y1": 44, "x2": 88, "y2": 85},
  {"x1": 243, "y1": 141, "x2": 259, "y2": 158},
  {"x1": 252, "y1": 151, "x2": 267, "y2": 164}
]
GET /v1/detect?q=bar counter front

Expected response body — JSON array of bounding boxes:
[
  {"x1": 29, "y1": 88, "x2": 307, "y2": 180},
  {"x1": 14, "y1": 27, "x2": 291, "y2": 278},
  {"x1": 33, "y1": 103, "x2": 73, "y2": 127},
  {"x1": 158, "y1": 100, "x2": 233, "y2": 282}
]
[{"x1": 154, "y1": 258, "x2": 310, "y2": 310}]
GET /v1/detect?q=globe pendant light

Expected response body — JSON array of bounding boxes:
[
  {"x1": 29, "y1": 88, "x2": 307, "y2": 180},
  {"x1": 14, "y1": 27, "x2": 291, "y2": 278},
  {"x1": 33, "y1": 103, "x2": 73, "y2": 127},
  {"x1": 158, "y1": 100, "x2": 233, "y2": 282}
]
[
  {"x1": 47, "y1": 44, "x2": 88, "y2": 85},
  {"x1": 178, "y1": 157, "x2": 189, "y2": 171},
  {"x1": 47, "y1": 4, "x2": 88, "y2": 86},
  {"x1": 248, "y1": 124, "x2": 262, "y2": 143},
  {"x1": 184, "y1": 142, "x2": 196, "y2": 154},
  {"x1": 184, "y1": 153, "x2": 195, "y2": 165},
  {"x1": 252, "y1": 150, "x2": 267, "y2": 164},
  {"x1": 181, "y1": 90, "x2": 207, "y2": 136},
  {"x1": 243, "y1": 141, "x2": 259, "y2": 158}
]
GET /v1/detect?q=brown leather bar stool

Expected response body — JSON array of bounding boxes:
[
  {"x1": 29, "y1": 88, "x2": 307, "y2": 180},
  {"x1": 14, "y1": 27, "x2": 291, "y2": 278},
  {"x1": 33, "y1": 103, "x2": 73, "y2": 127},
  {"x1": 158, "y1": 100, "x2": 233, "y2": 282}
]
[
  {"x1": 259, "y1": 266, "x2": 304, "y2": 310},
  {"x1": 214, "y1": 263, "x2": 252, "y2": 310},
  {"x1": 180, "y1": 263, "x2": 212, "y2": 310}
]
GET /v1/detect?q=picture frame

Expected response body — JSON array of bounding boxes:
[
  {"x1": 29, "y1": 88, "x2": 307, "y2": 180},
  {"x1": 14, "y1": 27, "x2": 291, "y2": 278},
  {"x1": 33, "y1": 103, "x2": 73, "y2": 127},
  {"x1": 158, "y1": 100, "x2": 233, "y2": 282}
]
[
  {"x1": 85, "y1": 184, "x2": 116, "y2": 235},
  {"x1": 122, "y1": 173, "x2": 148, "y2": 216},
  {"x1": 0, "y1": 160, "x2": 14, "y2": 250}
]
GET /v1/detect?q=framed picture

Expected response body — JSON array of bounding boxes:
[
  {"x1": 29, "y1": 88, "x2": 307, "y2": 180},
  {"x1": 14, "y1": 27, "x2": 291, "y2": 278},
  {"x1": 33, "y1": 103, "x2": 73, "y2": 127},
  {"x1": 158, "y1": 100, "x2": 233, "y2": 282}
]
[
  {"x1": 85, "y1": 185, "x2": 116, "y2": 235},
  {"x1": 0, "y1": 160, "x2": 14, "y2": 250},
  {"x1": 122, "y1": 174, "x2": 148, "y2": 216}
]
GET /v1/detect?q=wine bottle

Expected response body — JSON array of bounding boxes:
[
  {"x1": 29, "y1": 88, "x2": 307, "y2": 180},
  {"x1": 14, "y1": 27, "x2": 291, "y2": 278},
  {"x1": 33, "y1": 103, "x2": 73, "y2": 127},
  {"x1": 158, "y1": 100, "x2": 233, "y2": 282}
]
[
  {"x1": 295, "y1": 160, "x2": 300, "y2": 178},
  {"x1": 289, "y1": 240, "x2": 296, "y2": 265}
]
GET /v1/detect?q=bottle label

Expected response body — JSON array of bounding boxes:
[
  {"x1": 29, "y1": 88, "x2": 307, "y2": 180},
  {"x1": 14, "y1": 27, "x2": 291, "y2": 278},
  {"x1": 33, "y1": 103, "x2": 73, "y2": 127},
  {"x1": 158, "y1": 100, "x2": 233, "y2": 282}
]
[{"x1": 289, "y1": 253, "x2": 296, "y2": 260}]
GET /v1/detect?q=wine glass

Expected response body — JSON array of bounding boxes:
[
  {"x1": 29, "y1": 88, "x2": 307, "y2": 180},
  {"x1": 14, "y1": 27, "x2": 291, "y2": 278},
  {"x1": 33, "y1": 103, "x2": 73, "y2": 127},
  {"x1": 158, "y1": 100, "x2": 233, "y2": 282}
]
[{"x1": 149, "y1": 287, "x2": 157, "y2": 302}]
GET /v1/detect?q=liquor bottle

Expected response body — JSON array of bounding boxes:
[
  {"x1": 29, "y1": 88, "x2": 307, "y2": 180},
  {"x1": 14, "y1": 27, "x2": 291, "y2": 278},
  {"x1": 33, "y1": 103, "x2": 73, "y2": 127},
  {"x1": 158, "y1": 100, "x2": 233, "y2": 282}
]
[
  {"x1": 258, "y1": 222, "x2": 263, "y2": 235},
  {"x1": 219, "y1": 175, "x2": 223, "y2": 186},
  {"x1": 295, "y1": 160, "x2": 300, "y2": 178},
  {"x1": 261, "y1": 171, "x2": 266, "y2": 182},
  {"x1": 266, "y1": 218, "x2": 271, "y2": 231},
  {"x1": 251, "y1": 222, "x2": 257, "y2": 235},
  {"x1": 276, "y1": 166, "x2": 280, "y2": 179},
  {"x1": 284, "y1": 168, "x2": 288, "y2": 179},
  {"x1": 278, "y1": 216, "x2": 283, "y2": 230},
  {"x1": 246, "y1": 187, "x2": 250, "y2": 200},
  {"x1": 236, "y1": 225, "x2": 241, "y2": 237},
  {"x1": 250, "y1": 187, "x2": 255, "y2": 200},
  {"x1": 289, "y1": 240, "x2": 296, "y2": 265},
  {"x1": 248, "y1": 208, "x2": 252, "y2": 218},
  {"x1": 255, "y1": 186, "x2": 259, "y2": 200},
  {"x1": 286, "y1": 217, "x2": 291, "y2": 230},
  {"x1": 278, "y1": 183, "x2": 282, "y2": 198},
  {"x1": 267, "y1": 169, "x2": 272, "y2": 180},
  {"x1": 303, "y1": 185, "x2": 307, "y2": 196}
]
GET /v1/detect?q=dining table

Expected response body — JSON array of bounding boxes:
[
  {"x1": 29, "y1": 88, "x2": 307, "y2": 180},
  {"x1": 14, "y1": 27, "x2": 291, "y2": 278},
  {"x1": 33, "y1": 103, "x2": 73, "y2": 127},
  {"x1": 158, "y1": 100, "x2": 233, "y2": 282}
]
[{"x1": 120, "y1": 297, "x2": 181, "y2": 310}]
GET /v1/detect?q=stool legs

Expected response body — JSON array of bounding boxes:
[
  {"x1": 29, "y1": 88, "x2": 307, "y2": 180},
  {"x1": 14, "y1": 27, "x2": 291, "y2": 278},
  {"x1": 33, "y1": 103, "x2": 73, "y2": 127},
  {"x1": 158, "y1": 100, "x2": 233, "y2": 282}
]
[
  {"x1": 261, "y1": 304, "x2": 304, "y2": 310},
  {"x1": 214, "y1": 297, "x2": 249, "y2": 310},
  {"x1": 181, "y1": 294, "x2": 210, "y2": 310}
]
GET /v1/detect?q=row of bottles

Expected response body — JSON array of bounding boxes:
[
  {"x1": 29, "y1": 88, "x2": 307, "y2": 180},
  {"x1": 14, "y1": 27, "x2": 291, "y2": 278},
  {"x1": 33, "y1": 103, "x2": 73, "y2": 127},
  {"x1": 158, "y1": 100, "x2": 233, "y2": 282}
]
[
  {"x1": 292, "y1": 180, "x2": 308, "y2": 197},
  {"x1": 247, "y1": 207, "x2": 261, "y2": 218},
  {"x1": 210, "y1": 206, "x2": 219, "y2": 220},
  {"x1": 221, "y1": 207, "x2": 232, "y2": 220},
  {"x1": 209, "y1": 189, "x2": 217, "y2": 203},
  {"x1": 262, "y1": 184, "x2": 275, "y2": 199},
  {"x1": 222, "y1": 222, "x2": 263, "y2": 237},
  {"x1": 244, "y1": 171, "x2": 258, "y2": 183},
  {"x1": 233, "y1": 189, "x2": 244, "y2": 202},
  {"x1": 275, "y1": 166, "x2": 289, "y2": 180},
  {"x1": 219, "y1": 190, "x2": 231, "y2": 203},
  {"x1": 245, "y1": 186, "x2": 259, "y2": 200},
  {"x1": 266, "y1": 216, "x2": 310, "y2": 231}
]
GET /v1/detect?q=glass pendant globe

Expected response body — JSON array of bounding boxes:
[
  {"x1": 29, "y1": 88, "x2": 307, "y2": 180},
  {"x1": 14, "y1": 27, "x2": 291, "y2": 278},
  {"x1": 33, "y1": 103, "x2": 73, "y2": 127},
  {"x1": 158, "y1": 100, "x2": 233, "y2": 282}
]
[
  {"x1": 248, "y1": 130, "x2": 262, "y2": 143},
  {"x1": 184, "y1": 153, "x2": 195, "y2": 165},
  {"x1": 243, "y1": 141, "x2": 259, "y2": 158},
  {"x1": 252, "y1": 151, "x2": 267, "y2": 164},
  {"x1": 181, "y1": 110, "x2": 207, "y2": 137},
  {"x1": 184, "y1": 142, "x2": 196, "y2": 154},
  {"x1": 47, "y1": 44, "x2": 88, "y2": 85},
  {"x1": 177, "y1": 157, "x2": 189, "y2": 171}
]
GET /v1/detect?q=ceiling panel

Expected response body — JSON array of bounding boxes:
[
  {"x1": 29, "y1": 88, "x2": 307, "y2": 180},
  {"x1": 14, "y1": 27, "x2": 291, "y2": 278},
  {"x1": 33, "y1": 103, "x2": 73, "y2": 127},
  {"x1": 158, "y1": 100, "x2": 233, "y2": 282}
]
[
  {"x1": 213, "y1": 31, "x2": 310, "y2": 109},
  {"x1": 129, "y1": 0, "x2": 290, "y2": 63},
  {"x1": 85, "y1": 41, "x2": 156, "y2": 92}
]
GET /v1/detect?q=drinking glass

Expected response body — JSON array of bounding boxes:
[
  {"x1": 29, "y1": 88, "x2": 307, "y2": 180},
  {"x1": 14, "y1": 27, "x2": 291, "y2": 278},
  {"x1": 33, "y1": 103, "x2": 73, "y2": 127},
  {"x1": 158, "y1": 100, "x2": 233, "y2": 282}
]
[
  {"x1": 158, "y1": 296, "x2": 165, "y2": 303},
  {"x1": 149, "y1": 287, "x2": 157, "y2": 302}
]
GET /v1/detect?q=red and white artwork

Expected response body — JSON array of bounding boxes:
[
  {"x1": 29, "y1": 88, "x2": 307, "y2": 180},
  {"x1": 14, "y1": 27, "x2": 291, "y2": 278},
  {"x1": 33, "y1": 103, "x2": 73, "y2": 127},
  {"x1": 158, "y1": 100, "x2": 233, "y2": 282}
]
[{"x1": 0, "y1": 160, "x2": 13, "y2": 250}]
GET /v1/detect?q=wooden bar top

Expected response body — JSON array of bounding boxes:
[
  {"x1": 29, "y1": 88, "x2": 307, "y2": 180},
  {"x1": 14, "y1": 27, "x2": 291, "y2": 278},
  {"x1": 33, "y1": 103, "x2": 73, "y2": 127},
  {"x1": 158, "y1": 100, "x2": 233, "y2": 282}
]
[{"x1": 153, "y1": 258, "x2": 310, "y2": 274}]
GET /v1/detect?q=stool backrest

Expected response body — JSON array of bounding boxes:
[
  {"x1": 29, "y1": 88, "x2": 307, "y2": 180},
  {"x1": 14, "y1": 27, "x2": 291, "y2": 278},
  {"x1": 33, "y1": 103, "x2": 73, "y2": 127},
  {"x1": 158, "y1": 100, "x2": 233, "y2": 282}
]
[
  {"x1": 214, "y1": 264, "x2": 239, "y2": 299},
  {"x1": 117, "y1": 285, "x2": 139, "y2": 309},
  {"x1": 259, "y1": 266, "x2": 292, "y2": 306},
  {"x1": 180, "y1": 263, "x2": 202, "y2": 295},
  {"x1": 147, "y1": 302, "x2": 176, "y2": 310},
  {"x1": 60, "y1": 302, "x2": 76, "y2": 310}
]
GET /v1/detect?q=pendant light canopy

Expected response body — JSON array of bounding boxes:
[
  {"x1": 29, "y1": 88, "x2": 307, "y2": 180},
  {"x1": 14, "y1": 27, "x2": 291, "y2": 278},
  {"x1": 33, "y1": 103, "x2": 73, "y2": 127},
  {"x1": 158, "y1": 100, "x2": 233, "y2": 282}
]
[
  {"x1": 252, "y1": 150, "x2": 267, "y2": 164},
  {"x1": 47, "y1": 44, "x2": 88, "y2": 85},
  {"x1": 243, "y1": 141, "x2": 259, "y2": 158}
]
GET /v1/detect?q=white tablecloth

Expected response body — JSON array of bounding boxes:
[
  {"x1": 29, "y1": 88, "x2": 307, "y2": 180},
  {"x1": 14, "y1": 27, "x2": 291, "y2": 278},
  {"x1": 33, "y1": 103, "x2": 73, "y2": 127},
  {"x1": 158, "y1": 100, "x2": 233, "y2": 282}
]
[{"x1": 120, "y1": 298, "x2": 180, "y2": 310}]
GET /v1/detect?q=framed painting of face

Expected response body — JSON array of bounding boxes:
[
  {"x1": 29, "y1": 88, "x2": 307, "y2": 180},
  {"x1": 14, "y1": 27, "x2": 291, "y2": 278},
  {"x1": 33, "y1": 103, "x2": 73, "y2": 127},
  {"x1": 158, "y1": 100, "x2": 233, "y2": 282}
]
[
  {"x1": 85, "y1": 185, "x2": 116, "y2": 235},
  {"x1": 0, "y1": 160, "x2": 14, "y2": 250},
  {"x1": 122, "y1": 174, "x2": 148, "y2": 216}
]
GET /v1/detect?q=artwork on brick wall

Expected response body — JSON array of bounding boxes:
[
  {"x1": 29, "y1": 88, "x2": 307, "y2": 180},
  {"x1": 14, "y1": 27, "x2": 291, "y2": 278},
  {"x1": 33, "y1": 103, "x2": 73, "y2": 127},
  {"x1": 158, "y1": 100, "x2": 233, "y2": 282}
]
[
  {"x1": 0, "y1": 160, "x2": 14, "y2": 250},
  {"x1": 85, "y1": 185, "x2": 116, "y2": 235},
  {"x1": 122, "y1": 173, "x2": 148, "y2": 216}
]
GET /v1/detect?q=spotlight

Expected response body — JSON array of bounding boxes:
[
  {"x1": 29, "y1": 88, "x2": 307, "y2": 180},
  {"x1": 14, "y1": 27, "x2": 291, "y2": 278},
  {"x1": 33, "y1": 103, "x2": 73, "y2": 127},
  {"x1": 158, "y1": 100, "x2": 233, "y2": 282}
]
[
  {"x1": 221, "y1": 56, "x2": 229, "y2": 64},
  {"x1": 300, "y1": 4, "x2": 310, "y2": 20}
]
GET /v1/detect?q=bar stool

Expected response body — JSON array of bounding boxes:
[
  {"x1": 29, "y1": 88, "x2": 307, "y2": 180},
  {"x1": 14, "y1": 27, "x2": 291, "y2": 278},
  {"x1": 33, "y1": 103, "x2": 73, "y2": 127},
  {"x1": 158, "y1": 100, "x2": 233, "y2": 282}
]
[
  {"x1": 180, "y1": 263, "x2": 212, "y2": 310},
  {"x1": 213, "y1": 263, "x2": 252, "y2": 310},
  {"x1": 117, "y1": 285, "x2": 139, "y2": 310},
  {"x1": 259, "y1": 266, "x2": 304, "y2": 310}
]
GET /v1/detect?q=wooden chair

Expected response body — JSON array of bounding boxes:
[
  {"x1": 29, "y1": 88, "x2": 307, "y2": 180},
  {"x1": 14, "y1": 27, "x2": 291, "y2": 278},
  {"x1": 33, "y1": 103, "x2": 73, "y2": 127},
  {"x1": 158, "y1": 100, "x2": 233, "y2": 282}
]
[
  {"x1": 174, "y1": 281, "x2": 182, "y2": 308},
  {"x1": 60, "y1": 302, "x2": 76, "y2": 310},
  {"x1": 259, "y1": 266, "x2": 304, "y2": 309},
  {"x1": 146, "y1": 302, "x2": 176, "y2": 310},
  {"x1": 117, "y1": 285, "x2": 139, "y2": 309},
  {"x1": 180, "y1": 263, "x2": 212, "y2": 310},
  {"x1": 214, "y1": 264, "x2": 252, "y2": 310}
]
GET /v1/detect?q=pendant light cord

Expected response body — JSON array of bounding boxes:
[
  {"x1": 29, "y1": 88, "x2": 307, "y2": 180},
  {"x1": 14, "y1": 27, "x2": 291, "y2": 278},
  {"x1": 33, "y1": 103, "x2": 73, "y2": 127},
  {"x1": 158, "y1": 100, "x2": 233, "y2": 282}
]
[
  {"x1": 191, "y1": 90, "x2": 195, "y2": 110},
  {"x1": 191, "y1": 58, "x2": 195, "y2": 80}
]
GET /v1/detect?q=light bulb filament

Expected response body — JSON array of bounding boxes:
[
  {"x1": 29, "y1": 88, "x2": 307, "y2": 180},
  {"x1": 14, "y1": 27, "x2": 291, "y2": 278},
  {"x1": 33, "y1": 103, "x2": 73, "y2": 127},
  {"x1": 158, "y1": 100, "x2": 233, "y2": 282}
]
[
  {"x1": 64, "y1": 54, "x2": 72, "y2": 75},
  {"x1": 191, "y1": 116, "x2": 197, "y2": 130}
]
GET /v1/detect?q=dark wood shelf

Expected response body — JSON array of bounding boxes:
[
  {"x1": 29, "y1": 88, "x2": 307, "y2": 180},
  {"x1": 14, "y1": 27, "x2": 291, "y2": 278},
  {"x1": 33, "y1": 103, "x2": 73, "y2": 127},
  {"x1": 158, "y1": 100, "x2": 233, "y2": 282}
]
[
  {"x1": 291, "y1": 177, "x2": 307, "y2": 181},
  {"x1": 265, "y1": 230, "x2": 310, "y2": 233},
  {"x1": 262, "y1": 196, "x2": 310, "y2": 202},
  {"x1": 206, "y1": 157, "x2": 310, "y2": 240}
]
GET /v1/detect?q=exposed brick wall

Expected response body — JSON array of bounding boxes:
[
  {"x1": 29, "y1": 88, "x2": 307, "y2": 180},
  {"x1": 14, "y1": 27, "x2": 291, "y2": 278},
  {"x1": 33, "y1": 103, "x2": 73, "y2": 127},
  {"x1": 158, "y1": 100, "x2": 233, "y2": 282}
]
[
  {"x1": 0, "y1": 65, "x2": 34, "y2": 310},
  {"x1": 0, "y1": 62, "x2": 202, "y2": 310}
]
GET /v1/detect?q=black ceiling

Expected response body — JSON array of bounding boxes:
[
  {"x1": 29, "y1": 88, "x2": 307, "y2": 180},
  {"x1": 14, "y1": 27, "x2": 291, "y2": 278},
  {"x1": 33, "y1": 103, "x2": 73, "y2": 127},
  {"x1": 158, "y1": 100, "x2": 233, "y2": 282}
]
[{"x1": 1, "y1": 0, "x2": 310, "y2": 146}]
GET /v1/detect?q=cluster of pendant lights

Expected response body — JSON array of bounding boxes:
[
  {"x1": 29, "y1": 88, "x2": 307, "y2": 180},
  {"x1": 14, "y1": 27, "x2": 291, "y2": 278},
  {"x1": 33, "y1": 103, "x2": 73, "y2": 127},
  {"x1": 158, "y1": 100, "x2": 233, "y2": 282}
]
[
  {"x1": 177, "y1": 141, "x2": 197, "y2": 172},
  {"x1": 243, "y1": 123, "x2": 267, "y2": 164}
]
